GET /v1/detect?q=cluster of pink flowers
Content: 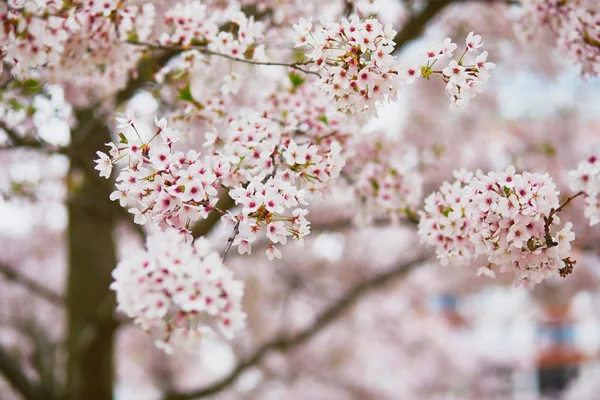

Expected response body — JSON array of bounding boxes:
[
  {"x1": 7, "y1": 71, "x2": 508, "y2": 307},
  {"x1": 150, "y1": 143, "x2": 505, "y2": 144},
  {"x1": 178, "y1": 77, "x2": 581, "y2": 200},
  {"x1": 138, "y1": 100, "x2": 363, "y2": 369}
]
[
  {"x1": 204, "y1": 113, "x2": 282, "y2": 187},
  {"x1": 96, "y1": 106, "x2": 345, "y2": 262},
  {"x1": 418, "y1": 170, "x2": 474, "y2": 267},
  {"x1": 95, "y1": 111, "x2": 221, "y2": 234},
  {"x1": 419, "y1": 166, "x2": 577, "y2": 287},
  {"x1": 518, "y1": 0, "x2": 600, "y2": 77},
  {"x1": 262, "y1": 77, "x2": 353, "y2": 141},
  {"x1": 160, "y1": 2, "x2": 266, "y2": 61},
  {"x1": 110, "y1": 229, "x2": 245, "y2": 353},
  {"x1": 1, "y1": 0, "x2": 155, "y2": 100},
  {"x1": 47, "y1": 1, "x2": 155, "y2": 99},
  {"x1": 569, "y1": 151, "x2": 600, "y2": 225},
  {"x1": 229, "y1": 176, "x2": 310, "y2": 260},
  {"x1": 465, "y1": 166, "x2": 576, "y2": 287},
  {"x1": 292, "y1": 15, "x2": 493, "y2": 113},
  {"x1": 280, "y1": 138, "x2": 346, "y2": 193},
  {"x1": 155, "y1": 50, "x2": 244, "y2": 127},
  {"x1": 346, "y1": 131, "x2": 423, "y2": 223},
  {"x1": 416, "y1": 32, "x2": 495, "y2": 110},
  {"x1": 205, "y1": 105, "x2": 346, "y2": 196},
  {"x1": 293, "y1": 16, "x2": 402, "y2": 115},
  {"x1": 1, "y1": 0, "x2": 72, "y2": 77},
  {"x1": 260, "y1": 79, "x2": 351, "y2": 195}
]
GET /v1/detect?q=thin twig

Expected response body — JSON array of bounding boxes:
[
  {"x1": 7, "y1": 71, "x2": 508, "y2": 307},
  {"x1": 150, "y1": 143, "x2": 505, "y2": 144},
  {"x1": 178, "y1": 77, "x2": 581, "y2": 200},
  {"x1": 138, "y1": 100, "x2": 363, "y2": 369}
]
[
  {"x1": 220, "y1": 166, "x2": 280, "y2": 261},
  {"x1": 221, "y1": 219, "x2": 241, "y2": 263},
  {"x1": 127, "y1": 40, "x2": 321, "y2": 77},
  {"x1": 543, "y1": 190, "x2": 585, "y2": 247}
]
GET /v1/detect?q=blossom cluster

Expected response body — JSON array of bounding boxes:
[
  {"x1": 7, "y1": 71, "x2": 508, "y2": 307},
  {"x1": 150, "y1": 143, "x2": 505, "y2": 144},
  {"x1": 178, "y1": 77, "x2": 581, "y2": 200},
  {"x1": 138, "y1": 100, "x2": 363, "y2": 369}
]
[
  {"x1": 159, "y1": 2, "x2": 266, "y2": 61},
  {"x1": 155, "y1": 50, "x2": 246, "y2": 128},
  {"x1": 569, "y1": 151, "x2": 600, "y2": 225},
  {"x1": 417, "y1": 32, "x2": 495, "y2": 110},
  {"x1": 204, "y1": 113, "x2": 282, "y2": 187},
  {"x1": 293, "y1": 15, "x2": 493, "y2": 113},
  {"x1": 1, "y1": 0, "x2": 70, "y2": 77},
  {"x1": 262, "y1": 76, "x2": 353, "y2": 142},
  {"x1": 281, "y1": 139, "x2": 346, "y2": 193},
  {"x1": 110, "y1": 229, "x2": 245, "y2": 353},
  {"x1": 95, "y1": 106, "x2": 346, "y2": 261},
  {"x1": 260, "y1": 79, "x2": 351, "y2": 195},
  {"x1": 229, "y1": 176, "x2": 310, "y2": 260},
  {"x1": 205, "y1": 109, "x2": 345, "y2": 259},
  {"x1": 419, "y1": 166, "x2": 577, "y2": 287},
  {"x1": 418, "y1": 172, "x2": 473, "y2": 267},
  {"x1": 293, "y1": 16, "x2": 403, "y2": 115},
  {"x1": 205, "y1": 106, "x2": 347, "y2": 196},
  {"x1": 518, "y1": 0, "x2": 600, "y2": 77},
  {"x1": 1, "y1": 0, "x2": 155, "y2": 96},
  {"x1": 345, "y1": 131, "x2": 423, "y2": 223},
  {"x1": 95, "y1": 112, "x2": 221, "y2": 234},
  {"x1": 46, "y1": 1, "x2": 155, "y2": 100}
]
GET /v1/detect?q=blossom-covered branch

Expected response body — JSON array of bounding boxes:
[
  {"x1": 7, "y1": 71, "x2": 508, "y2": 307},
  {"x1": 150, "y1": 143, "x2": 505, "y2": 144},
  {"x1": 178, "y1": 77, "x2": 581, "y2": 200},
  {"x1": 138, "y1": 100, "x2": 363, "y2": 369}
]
[
  {"x1": 418, "y1": 166, "x2": 585, "y2": 287},
  {"x1": 542, "y1": 190, "x2": 586, "y2": 248},
  {"x1": 517, "y1": 0, "x2": 600, "y2": 77}
]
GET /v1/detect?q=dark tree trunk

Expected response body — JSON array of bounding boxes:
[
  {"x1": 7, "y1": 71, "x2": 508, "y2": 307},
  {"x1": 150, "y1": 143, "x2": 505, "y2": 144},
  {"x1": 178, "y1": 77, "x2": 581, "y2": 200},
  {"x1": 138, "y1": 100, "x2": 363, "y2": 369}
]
[{"x1": 66, "y1": 110, "x2": 118, "y2": 400}]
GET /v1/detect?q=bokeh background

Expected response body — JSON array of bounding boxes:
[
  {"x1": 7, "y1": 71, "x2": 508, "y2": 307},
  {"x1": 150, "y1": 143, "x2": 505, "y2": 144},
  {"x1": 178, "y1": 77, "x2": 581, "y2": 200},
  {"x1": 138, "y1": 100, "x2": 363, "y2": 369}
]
[{"x1": 2, "y1": 0, "x2": 600, "y2": 399}]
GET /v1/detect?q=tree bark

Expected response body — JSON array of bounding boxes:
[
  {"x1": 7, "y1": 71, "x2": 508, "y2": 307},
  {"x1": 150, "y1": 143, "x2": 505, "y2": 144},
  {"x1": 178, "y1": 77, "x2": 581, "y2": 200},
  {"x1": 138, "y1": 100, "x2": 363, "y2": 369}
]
[{"x1": 66, "y1": 109, "x2": 118, "y2": 400}]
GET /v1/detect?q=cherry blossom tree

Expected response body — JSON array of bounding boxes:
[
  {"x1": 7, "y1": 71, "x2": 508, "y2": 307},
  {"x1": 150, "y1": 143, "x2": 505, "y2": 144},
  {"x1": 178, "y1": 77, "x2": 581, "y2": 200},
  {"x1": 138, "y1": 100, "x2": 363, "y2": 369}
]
[{"x1": 2, "y1": 0, "x2": 600, "y2": 399}]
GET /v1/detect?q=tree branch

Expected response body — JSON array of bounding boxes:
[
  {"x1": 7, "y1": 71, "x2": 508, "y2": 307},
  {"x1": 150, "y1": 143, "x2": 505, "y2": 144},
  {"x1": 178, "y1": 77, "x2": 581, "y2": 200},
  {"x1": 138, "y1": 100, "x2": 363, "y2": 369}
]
[
  {"x1": 0, "y1": 121, "x2": 146, "y2": 240},
  {"x1": 127, "y1": 41, "x2": 320, "y2": 77},
  {"x1": 221, "y1": 220, "x2": 241, "y2": 262},
  {"x1": 0, "y1": 121, "x2": 67, "y2": 154},
  {"x1": 392, "y1": 0, "x2": 515, "y2": 52},
  {"x1": 115, "y1": 49, "x2": 181, "y2": 106},
  {"x1": 393, "y1": 0, "x2": 457, "y2": 51},
  {"x1": 164, "y1": 254, "x2": 429, "y2": 400},
  {"x1": 0, "y1": 343, "x2": 46, "y2": 400},
  {"x1": 0, "y1": 263, "x2": 65, "y2": 306},
  {"x1": 191, "y1": 192, "x2": 236, "y2": 239},
  {"x1": 543, "y1": 191, "x2": 585, "y2": 248}
]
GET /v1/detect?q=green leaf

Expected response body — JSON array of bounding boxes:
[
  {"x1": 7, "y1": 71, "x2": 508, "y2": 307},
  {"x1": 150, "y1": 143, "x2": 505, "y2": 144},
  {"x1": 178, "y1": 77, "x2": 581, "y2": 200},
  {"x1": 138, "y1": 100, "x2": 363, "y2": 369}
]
[
  {"x1": 371, "y1": 179, "x2": 380, "y2": 191},
  {"x1": 441, "y1": 207, "x2": 453, "y2": 217},
  {"x1": 10, "y1": 181, "x2": 25, "y2": 194},
  {"x1": 243, "y1": 43, "x2": 257, "y2": 60},
  {"x1": 118, "y1": 132, "x2": 128, "y2": 144},
  {"x1": 22, "y1": 78, "x2": 41, "y2": 94},
  {"x1": 503, "y1": 186, "x2": 511, "y2": 197},
  {"x1": 127, "y1": 31, "x2": 139, "y2": 42},
  {"x1": 541, "y1": 142, "x2": 556, "y2": 156},
  {"x1": 288, "y1": 72, "x2": 306, "y2": 89},
  {"x1": 7, "y1": 98, "x2": 24, "y2": 111},
  {"x1": 190, "y1": 38, "x2": 208, "y2": 47},
  {"x1": 178, "y1": 83, "x2": 194, "y2": 102},
  {"x1": 317, "y1": 115, "x2": 328, "y2": 125}
]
